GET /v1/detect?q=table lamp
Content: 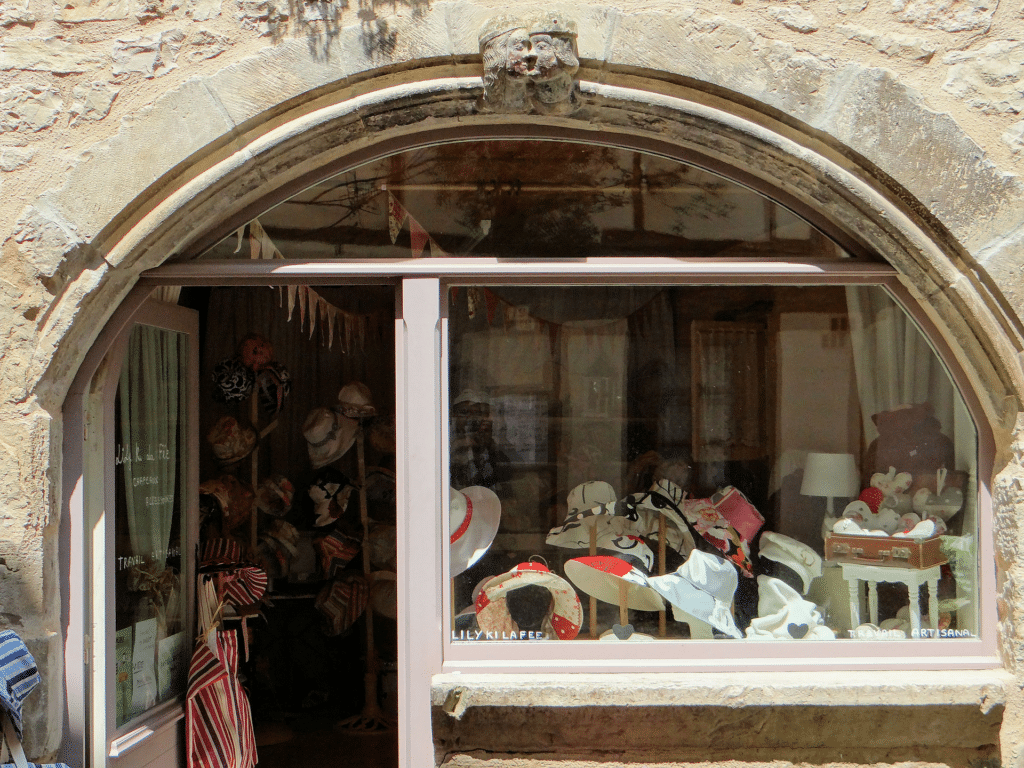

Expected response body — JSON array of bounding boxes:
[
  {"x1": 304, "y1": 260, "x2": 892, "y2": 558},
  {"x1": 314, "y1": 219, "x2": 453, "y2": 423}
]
[{"x1": 801, "y1": 452, "x2": 859, "y2": 541}]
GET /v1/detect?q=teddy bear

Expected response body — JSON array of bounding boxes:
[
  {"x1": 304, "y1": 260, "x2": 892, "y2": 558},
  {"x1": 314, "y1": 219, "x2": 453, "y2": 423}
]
[{"x1": 864, "y1": 403, "x2": 954, "y2": 481}]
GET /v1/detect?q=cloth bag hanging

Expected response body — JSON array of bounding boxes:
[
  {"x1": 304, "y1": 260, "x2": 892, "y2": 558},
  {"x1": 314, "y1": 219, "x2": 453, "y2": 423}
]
[
  {"x1": 0, "y1": 630, "x2": 70, "y2": 768},
  {"x1": 186, "y1": 577, "x2": 257, "y2": 768}
]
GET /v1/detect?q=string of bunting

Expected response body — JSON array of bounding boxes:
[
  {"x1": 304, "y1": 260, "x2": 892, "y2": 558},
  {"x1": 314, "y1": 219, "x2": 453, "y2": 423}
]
[
  {"x1": 386, "y1": 190, "x2": 449, "y2": 258},
  {"x1": 387, "y1": 191, "x2": 637, "y2": 348},
  {"x1": 246, "y1": 220, "x2": 381, "y2": 353}
]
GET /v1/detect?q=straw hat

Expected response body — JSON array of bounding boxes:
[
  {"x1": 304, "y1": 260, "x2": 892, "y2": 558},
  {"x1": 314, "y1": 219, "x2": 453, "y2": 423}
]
[
  {"x1": 475, "y1": 562, "x2": 582, "y2": 640},
  {"x1": 563, "y1": 556, "x2": 665, "y2": 613},
  {"x1": 206, "y1": 416, "x2": 257, "y2": 467},
  {"x1": 337, "y1": 381, "x2": 376, "y2": 418},
  {"x1": 302, "y1": 407, "x2": 358, "y2": 469}
]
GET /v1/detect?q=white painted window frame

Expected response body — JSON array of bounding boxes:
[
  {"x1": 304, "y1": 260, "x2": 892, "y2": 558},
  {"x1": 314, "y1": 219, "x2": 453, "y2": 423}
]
[
  {"x1": 63, "y1": 297, "x2": 200, "y2": 768},
  {"x1": 57, "y1": 255, "x2": 995, "y2": 768}
]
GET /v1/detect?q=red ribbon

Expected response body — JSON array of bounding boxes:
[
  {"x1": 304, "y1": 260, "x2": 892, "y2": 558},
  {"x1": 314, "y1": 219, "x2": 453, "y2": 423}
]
[{"x1": 450, "y1": 495, "x2": 474, "y2": 544}]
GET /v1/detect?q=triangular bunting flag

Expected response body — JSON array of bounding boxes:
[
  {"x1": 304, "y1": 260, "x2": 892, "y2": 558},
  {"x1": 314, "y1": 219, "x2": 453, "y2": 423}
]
[
  {"x1": 250, "y1": 220, "x2": 263, "y2": 260},
  {"x1": 427, "y1": 237, "x2": 448, "y2": 258},
  {"x1": 409, "y1": 218, "x2": 429, "y2": 258},
  {"x1": 388, "y1": 193, "x2": 407, "y2": 244},
  {"x1": 299, "y1": 286, "x2": 308, "y2": 330},
  {"x1": 308, "y1": 290, "x2": 319, "y2": 338},
  {"x1": 234, "y1": 226, "x2": 246, "y2": 253},
  {"x1": 287, "y1": 285, "x2": 297, "y2": 321},
  {"x1": 327, "y1": 305, "x2": 336, "y2": 349}
]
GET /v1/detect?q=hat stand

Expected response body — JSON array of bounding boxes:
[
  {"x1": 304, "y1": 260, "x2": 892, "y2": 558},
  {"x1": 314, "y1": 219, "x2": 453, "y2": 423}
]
[
  {"x1": 248, "y1": 391, "x2": 278, "y2": 553},
  {"x1": 337, "y1": 425, "x2": 394, "y2": 732}
]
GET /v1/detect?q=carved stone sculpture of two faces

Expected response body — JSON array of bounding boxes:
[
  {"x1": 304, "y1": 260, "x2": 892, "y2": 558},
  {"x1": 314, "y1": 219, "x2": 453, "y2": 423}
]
[{"x1": 479, "y1": 13, "x2": 580, "y2": 115}]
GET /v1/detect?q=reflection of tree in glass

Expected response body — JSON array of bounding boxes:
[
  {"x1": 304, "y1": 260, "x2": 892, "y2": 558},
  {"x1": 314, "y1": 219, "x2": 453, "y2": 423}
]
[
  {"x1": 430, "y1": 141, "x2": 623, "y2": 256},
  {"x1": 643, "y1": 164, "x2": 738, "y2": 239},
  {"x1": 427, "y1": 142, "x2": 739, "y2": 256}
]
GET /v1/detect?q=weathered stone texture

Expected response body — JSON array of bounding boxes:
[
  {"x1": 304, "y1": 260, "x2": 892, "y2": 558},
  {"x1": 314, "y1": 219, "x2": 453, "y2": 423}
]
[
  {"x1": 839, "y1": 22, "x2": 938, "y2": 60},
  {"x1": 943, "y1": 40, "x2": 1024, "y2": 115},
  {"x1": 185, "y1": 29, "x2": 230, "y2": 62},
  {"x1": 433, "y1": 703, "x2": 1003, "y2": 763},
  {"x1": 0, "y1": 146, "x2": 35, "y2": 171},
  {"x1": 891, "y1": 0, "x2": 998, "y2": 33},
  {"x1": 112, "y1": 30, "x2": 187, "y2": 77},
  {"x1": 68, "y1": 82, "x2": 119, "y2": 125},
  {"x1": 0, "y1": 37, "x2": 107, "y2": 73},
  {"x1": 186, "y1": 0, "x2": 220, "y2": 20},
  {"x1": 236, "y1": 0, "x2": 289, "y2": 36},
  {"x1": 55, "y1": 0, "x2": 134, "y2": 22},
  {"x1": 0, "y1": 0, "x2": 34, "y2": 25},
  {"x1": 767, "y1": 6, "x2": 819, "y2": 33},
  {"x1": 839, "y1": 0, "x2": 869, "y2": 13},
  {"x1": 1004, "y1": 120, "x2": 1024, "y2": 153},
  {"x1": 0, "y1": 85, "x2": 62, "y2": 133}
]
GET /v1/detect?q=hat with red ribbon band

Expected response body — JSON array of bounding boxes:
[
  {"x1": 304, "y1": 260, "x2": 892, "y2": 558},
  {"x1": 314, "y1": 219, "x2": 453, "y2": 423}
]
[{"x1": 450, "y1": 486, "x2": 501, "y2": 577}]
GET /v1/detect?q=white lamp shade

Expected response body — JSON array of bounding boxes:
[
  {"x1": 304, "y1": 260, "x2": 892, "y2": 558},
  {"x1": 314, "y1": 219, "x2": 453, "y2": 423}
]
[{"x1": 800, "y1": 452, "x2": 859, "y2": 499}]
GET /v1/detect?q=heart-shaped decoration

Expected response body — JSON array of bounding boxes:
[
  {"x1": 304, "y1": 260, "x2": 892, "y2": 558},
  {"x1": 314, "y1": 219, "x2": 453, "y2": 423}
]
[
  {"x1": 787, "y1": 622, "x2": 809, "y2": 639},
  {"x1": 612, "y1": 623, "x2": 634, "y2": 640}
]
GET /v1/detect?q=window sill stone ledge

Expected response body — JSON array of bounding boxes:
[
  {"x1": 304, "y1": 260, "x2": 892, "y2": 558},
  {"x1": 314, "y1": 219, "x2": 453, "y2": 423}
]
[{"x1": 431, "y1": 669, "x2": 1010, "y2": 712}]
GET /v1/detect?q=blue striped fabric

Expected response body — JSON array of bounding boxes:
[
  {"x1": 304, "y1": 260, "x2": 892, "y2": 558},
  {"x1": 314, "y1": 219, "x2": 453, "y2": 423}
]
[{"x1": 0, "y1": 630, "x2": 40, "y2": 739}]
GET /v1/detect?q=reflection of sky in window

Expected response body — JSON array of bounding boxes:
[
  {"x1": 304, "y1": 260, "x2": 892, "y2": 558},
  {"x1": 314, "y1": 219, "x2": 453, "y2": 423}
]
[{"x1": 191, "y1": 140, "x2": 851, "y2": 261}]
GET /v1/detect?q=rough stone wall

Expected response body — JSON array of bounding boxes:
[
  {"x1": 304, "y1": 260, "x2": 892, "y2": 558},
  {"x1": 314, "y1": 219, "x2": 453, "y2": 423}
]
[{"x1": 3, "y1": 0, "x2": 1024, "y2": 764}]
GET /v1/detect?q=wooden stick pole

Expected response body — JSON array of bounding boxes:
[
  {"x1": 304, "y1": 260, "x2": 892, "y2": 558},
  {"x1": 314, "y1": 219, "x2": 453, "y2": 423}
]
[
  {"x1": 249, "y1": 393, "x2": 259, "y2": 552},
  {"x1": 618, "y1": 579, "x2": 629, "y2": 627},
  {"x1": 356, "y1": 426, "x2": 385, "y2": 721},
  {"x1": 589, "y1": 525, "x2": 598, "y2": 638},
  {"x1": 658, "y1": 514, "x2": 667, "y2": 637}
]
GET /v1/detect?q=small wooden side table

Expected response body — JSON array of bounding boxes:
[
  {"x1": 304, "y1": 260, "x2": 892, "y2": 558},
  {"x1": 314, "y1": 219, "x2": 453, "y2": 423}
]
[{"x1": 838, "y1": 562, "x2": 941, "y2": 637}]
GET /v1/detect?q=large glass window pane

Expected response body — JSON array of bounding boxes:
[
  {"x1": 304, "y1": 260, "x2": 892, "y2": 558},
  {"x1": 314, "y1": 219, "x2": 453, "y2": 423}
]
[
  {"x1": 113, "y1": 324, "x2": 190, "y2": 726},
  {"x1": 185, "y1": 141, "x2": 853, "y2": 262},
  {"x1": 448, "y1": 285, "x2": 978, "y2": 644}
]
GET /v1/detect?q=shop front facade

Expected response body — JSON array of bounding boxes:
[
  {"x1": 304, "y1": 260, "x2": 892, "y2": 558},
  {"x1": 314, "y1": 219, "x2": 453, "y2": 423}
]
[{"x1": 3, "y1": 3, "x2": 1024, "y2": 767}]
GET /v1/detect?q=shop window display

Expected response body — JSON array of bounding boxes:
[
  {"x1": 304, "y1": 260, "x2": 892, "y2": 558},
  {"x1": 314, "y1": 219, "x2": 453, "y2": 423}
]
[{"x1": 447, "y1": 284, "x2": 978, "y2": 643}]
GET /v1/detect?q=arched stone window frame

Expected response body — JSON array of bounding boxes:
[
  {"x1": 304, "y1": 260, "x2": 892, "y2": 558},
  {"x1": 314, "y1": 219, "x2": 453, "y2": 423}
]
[{"x1": 51, "y1": 65, "x2": 1023, "y2": 768}]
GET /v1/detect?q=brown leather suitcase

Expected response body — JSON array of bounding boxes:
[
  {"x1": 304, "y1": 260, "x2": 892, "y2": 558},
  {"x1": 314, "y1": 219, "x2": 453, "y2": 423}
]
[{"x1": 824, "y1": 532, "x2": 946, "y2": 570}]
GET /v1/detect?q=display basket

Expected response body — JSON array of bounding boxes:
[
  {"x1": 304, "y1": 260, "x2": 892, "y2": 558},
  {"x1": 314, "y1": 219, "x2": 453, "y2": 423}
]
[{"x1": 824, "y1": 532, "x2": 947, "y2": 570}]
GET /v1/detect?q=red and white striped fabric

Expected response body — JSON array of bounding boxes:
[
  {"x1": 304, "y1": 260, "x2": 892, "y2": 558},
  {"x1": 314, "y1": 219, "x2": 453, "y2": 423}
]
[
  {"x1": 314, "y1": 576, "x2": 369, "y2": 636},
  {"x1": 220, "y1": 567, "x2": 268, "y2": 609},
  {"x1": 186, "y1": 630, "x2": 256, "y2": 768}
]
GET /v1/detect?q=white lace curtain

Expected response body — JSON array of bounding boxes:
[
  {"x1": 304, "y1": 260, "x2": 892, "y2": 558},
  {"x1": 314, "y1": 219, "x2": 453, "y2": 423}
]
[{"x1": 119, "y1": 324, "x2": 187, "y2": 571}]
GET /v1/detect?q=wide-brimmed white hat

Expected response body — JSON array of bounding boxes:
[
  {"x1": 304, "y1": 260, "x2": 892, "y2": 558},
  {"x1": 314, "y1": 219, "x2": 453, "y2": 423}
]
[
  {"x1": 563, "y1": 556, "x2": 664, "y2": 613},
  {"x1": 758, "y1": 531, "x2": 822, "y2": 595},
  {"x1": 475, "y1": 562, "x2": 582, "y2": 640},
  {"x1": 648, "y1": 550, "x2": 742, "y2": 639},
  {"x1": 337, "y1": 381, "x2": 376, "y2": 418},
  {"x1": 745, "y1": 575, "x2": 836, "y2": 640},
  {"x1": 303, "y1": 406, "x2": 358, "y2": 469},
  {"x1": 450, "y1": 486, "x2": 501, "y2": 577}
]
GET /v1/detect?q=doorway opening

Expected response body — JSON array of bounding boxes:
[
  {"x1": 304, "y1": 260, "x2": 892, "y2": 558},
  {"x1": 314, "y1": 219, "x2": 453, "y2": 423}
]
[
  {"x1": 98, "y1": 283, "x2": 398, "y2": 768},
  {"x1": 185, "y1": 284, "x2": 397, "y2": 767}
]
